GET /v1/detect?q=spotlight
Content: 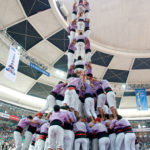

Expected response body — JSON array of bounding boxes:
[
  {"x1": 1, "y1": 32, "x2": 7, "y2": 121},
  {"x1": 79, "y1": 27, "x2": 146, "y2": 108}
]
[
  {"x1": 122, "y1": 84, "x2": 126, "y2": 89},
  {"x1": 54, "y1": 69, "x2": 65, "y2": 78},
  {"x1": 17, "y1": 46, "x2": 21, "y2": 50}
]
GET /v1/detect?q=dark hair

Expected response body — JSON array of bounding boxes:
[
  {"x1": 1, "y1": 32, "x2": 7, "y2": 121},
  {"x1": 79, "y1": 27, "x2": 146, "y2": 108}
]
[
  {"x1": 27, "y1": 116, "x2": 33, "y2": 119},
  {"x1": 60, "y1": 106, "x2": 66, "y2": 110},
  {"x1": 58, "y1": 81, "x2": 64, "y2": 84},
  {"x1": 97, "y1": 114, "x2": 101, "y2": 118},
  {"x1": 109, "y1": 114, "x2": 114, "y2": 119},
  {"x1": 78, "y1": 56, "x2": 82, "y2": 60},
  {"x1": 87, "y1": 73, "x2": 93, "y2": 77},
  {"x1": 77, "y1": 116, "x2": 81, "y2": 121},
  {"x1": 117, "y1": 115, "x2": 122, "y2": 120},
  {"x1": 105, "y1": 114, "x2": 109, "y2": 119},
  {"x1": 79, "y1": 32, "x2": 83, "y2": 35},
  {"x1": 54, "y1": 105, "x2": 60, "y2": 112},
  {"x1": 72, "y1": 73, "x2": 78, "y2": 78}
]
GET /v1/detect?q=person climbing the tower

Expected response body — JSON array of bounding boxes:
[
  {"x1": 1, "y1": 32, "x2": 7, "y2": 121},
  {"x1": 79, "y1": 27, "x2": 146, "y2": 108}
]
[
  {"x1": 100, "y1": 79, "x2": 118, "y2": 119},
  {"x1": 74, "y1": 56, "x2": 86, "y2": 76},
  {"x1": 40, "y1": 81, "x2": 65, "y2": 114},
  {"x1": 67, "y1": 39, "x2": 76, "y2": 69},
  {"x1": 85, "y1": 38, "x2": 91, "y2": 63},
  {"x1": 75, "y1": 31, "x2": 87, "y2": 59},
  {"x1": 68, "y1": 19, "x2": 77, "y2": 44},
  {"x1": 63, "y1": 73, "x2": 83, "y2": 117},
  {"x1": 72, "y1": 2, "x2": 77, "y2": 21}
]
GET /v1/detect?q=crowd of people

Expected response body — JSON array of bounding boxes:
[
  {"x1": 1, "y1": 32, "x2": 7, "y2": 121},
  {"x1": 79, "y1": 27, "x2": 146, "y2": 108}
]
[
  {"x1": 12, "y1": 1, "x2": 139, "y2": 150},
  {"x1": 0, "y1": 101, "x2": 36, "y2": 117},
  {"x1": 13, "y1": 106, "x2": 139, "y2": 150},
  {"x1": 0, "y1": 123, "x2": 15, "y2": 150}
]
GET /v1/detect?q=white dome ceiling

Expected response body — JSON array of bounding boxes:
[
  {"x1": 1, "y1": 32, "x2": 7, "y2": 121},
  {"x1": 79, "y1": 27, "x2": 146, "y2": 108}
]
[{"x1": 62, "y1": 0, "x2": 150, "y2": 53}]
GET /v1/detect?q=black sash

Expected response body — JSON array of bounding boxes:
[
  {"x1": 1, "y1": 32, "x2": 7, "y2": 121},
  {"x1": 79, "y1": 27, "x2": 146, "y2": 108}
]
[
  {"x1": 70, "y1": 28, "x2": 76, "y2": 32},
  {"x1": 105, "y1": 87, "x2": 112, "y2": 93},
  {"x1": 27, "y1": 125, "x2": 37, "y2": 134},
  {"x1": 123, "y1": 126, "x2": 133, "y2": 133},
  {"x1": 50, "y1": 91, "x2": 57, "y2": 99},
  {"x1": 97, "y1": 88, "x2": 104, "y2": 95},
  {"x1": 78, "y1": 19, "x2": 84, "y2": 22},
  {"x1": 85, "y1": 93, "x2": 93, "y2": 98},
  {"x1": 39, "y1": 133, "x2": 48, "y2": 141},
  {"x1": 72, "y1": 11, "x2": 77, "y2": 15},
  {"x1": 75, "y1": 65, "x2": 84, "y2": 69},
  {"x1": 108, "y1": 129, "x2": 115, "y2": 135},
  {"x1": 68, "y1": 85, "x2": 76, "y2": 89},
  {"x1": 96, "y1": 132, "x2": 108, "y2": 139},
  {"x1": 68, "y1": 49, "x2": 74, "y2": 54},
  {"x1": 85, "y1": 48, "x2": 91, "y2": 53},
  {"x1": 79, "y1": 96, "x2": 85, "y2": 103},
  {"x1": 75, "y1": 131, "x2": 87, "y2": 139},
  {"x1": 115, "y1": 128, "x2": 123, "y2": 135},
  {"x1": 77, "y1": 39, "x2": 84, "y2": 43},
  {"x1": 64, "y1": 122, "x2": 73, "y2": 130},
  {"x1": 50, "y1": 120, "x2": 63, "y2": 128},
  {"x1": 15, "y1": 126, "x2": 23, "y2": 133},
  {"x1": 56, "y1": 95, "x2": 64, "y2": 101}
]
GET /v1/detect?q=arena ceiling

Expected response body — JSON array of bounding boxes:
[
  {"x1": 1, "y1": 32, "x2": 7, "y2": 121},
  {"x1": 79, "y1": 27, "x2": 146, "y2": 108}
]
[{"x1": 0, "y1": 0, "x2": 150, "y2": 114}]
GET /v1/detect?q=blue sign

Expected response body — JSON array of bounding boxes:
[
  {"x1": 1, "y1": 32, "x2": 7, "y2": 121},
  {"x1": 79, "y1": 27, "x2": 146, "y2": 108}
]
[
  {"x1": 30, "y1": 62, "x2": 50, "y2": 77},
  {"x1": 135, "y1": 88, "x2": 148, "y2": 110}
]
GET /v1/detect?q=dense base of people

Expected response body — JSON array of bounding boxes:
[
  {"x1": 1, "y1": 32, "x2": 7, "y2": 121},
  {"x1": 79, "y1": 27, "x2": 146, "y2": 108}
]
[{"x1": 12, "y1": 0, "x2": 140, "y2": 150}]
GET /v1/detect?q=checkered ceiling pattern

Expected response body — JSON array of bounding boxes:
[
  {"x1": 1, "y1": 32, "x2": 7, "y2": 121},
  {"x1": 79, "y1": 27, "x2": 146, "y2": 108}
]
[{"x1": 0, "y1": 0, "x2": 150, "y2": 109}]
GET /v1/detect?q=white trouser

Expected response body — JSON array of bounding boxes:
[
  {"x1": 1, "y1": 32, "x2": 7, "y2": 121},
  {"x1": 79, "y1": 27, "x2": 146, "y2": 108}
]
[
  {"x1": 92, "y1": 138, "x2": 98, "y2": 150},
  {"x1": 22, "y1": 131, "x2": 33, "y2": 150},
  {"x1": 14, "y1": 131, "x2": 22, "y2": 150},
  {"x1": 36, "y1": 139, "x2": 45, "y2": 150},
  {"x1": 48, "y1": 125, "x2": 64, "y2": 149},
  {"x1": 77, "y1": 21, "x2": 85, "y2": 31},
  {"x1": 64, "y1": 130, "x2": 74, "y2": 150},
  {"x1": 85, "y1": 12, "x2": 89, "y2": 19},
  {"x1": 135, "y1": 144, "x2": 139, "y2": 150},
  {"x1": 72, "y1": 13, "x2": 77, "y2": 21},
  {"x1": 76, "y1": 42, "x2": 85, "y2": 59},
  {"x1": 67, "y1": 52, "x2": 74, "y2": 69},
  {"x1": 69, "y1": 31, "x2": 75, "y2": 43},
  {"x1": 56, "y1": 99, "x2": 63, "y2": 106},
  {"x1": 85, "y1": 51, "x2": 91, "y2": 63},
  {"x1": 40, "y1": 94, "x2": 56, "y2": 113},
  {"x1": 44, "y1": 138, "x2": 49, "y2": 150},
  {"x1": 78, "y1": 100, "x2": 84, "y2": 117},
  {"x1": 109, "y1": 133, "x2": 116, "y2": 150},
  {"x1": 75, "y1": 138, "x2": 88, "y2": 150},
  {"x1": 97, "y1": 93, "x2": 106, "y2": 108},
  {"x1": 98, "y1": 137, "x2": 110, "y2": 150},
  {"x1": 29, "y1": 145, "x2": 35, "y2": 150},
  {"x1": 63, "y1": 89, "x2": 79, "y2": 111},
  {"x1": 107, "y1": 91, "x2": 116, "y2": 108},
  {"x1": 115, "y1": 132, "x2": 125, "y2": 150},
  {"x1": 102, "y1": 105, "x2": 109, "y2": 114},
  {"x1": 34, "y1": 134, "x2": 40, "y2": 150},
  {"x1": 124, "y1": 133, "x2": 136, "y2": 150},
  {"x1": 77, "y1": 5, "x2": 85, "y2": 13},
  {"x1": 84, "y1": 97, "x2": 97, "y2": 119}
]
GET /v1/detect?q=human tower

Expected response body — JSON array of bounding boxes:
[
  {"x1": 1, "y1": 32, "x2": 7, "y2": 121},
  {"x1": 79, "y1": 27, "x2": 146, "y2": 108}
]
[{"x1": 13, "y1": 1, "x2": 137, "y2": 150}]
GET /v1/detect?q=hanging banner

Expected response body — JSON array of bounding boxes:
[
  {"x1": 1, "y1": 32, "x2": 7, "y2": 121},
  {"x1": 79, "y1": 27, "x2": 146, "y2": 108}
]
[
  {"x1": 4, "y1": 46, "x2": 20, "y2": 82},
  {"x1": 1, "y1": 113, "x2": 10, "y2": 119},
  {"x1": 30, "y1": 62, "x2": 50, "y2": 77},
  {"x1": 9, "y1": 115, "x2": 20, "y2": 121},
  {"x1": 135, "y1": 88, "x2": 148, "y2": 110}
]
